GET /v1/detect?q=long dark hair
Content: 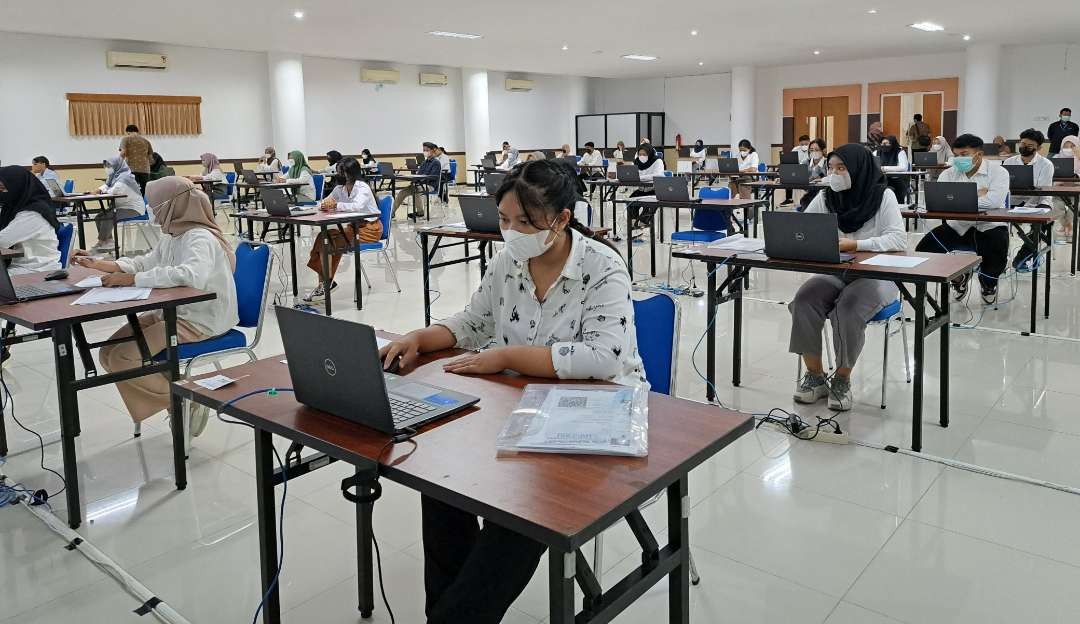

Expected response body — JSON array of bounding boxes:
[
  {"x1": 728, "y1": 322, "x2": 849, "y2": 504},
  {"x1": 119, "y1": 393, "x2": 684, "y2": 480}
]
[
  {"x1": 494, "y1": 160, "x2": 620, "y2": 258},
  {"x1": 339, "y1": 156, "x2": 363, "y2": 185}
]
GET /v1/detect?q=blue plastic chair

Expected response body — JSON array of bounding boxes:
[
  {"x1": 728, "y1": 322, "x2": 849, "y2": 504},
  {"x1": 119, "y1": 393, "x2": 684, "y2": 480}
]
[
  {"x1": 117, "y1": 198, "x2": 157, "y2": 255},
  {"x1": 63, "y1": 179, "x2": 75, "y2": 194},
  {"x1": 667, "y1": 186, "x2": 730, "y2": 281},
  {"x1": 280, "y1": 164, "x2": 289, "y2": 175},
  {"x1": 56, "y1": 223, "x2": 74, "y2": 268},
  {"x1": 312, "y1": 174, "x2": 325, "y2": 203},
  {"x1": 355, "y1": 195, "x2": 401, "y2": 292}
]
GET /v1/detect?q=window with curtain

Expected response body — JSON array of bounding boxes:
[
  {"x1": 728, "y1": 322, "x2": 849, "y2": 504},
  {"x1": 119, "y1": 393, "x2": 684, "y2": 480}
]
[{"x1": 66, "y1": 93, "x2": 202, "y2": 137}]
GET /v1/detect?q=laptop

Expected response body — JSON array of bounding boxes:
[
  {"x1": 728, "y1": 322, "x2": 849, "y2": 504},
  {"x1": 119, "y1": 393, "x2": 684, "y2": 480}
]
[
  {"x1": 241, "y1": 170, "x2": 263, "y2": 186},
  {"x1": 459, "y1": 195, "x2": 501, "y2": 233},
  {"x1": 779, "y1": 151, "x2": 800, "y2": 165},
  {"x1": 653, "y1": 176, "x2": 697, "y2": 203},
  {"x1": 405, "y1": 158, "x2": 419, "y2": 172},
  {"x1": 1002, "y1": 164, "x2": 1036, "y2": 190},
  {"x1": 0, "y1": 264, "x2": 85, "y2": 304},
  {"x1": 678, "y1": 146, "x2": 692, "y2": 158},
  {"x1": 616, "y1": 165, "x2": 641, "y2": 183},
  {"x1": 377, "y1": 162, "x2": 395, "y2": 177},
  {"x1": 258, "y1": 188, "x2": 317, "y2": 217},
  {"x1": 44, "y1": 178, "x2": 71, "y2": 198},
  {"x1": 1052, "y1": 158, "x2": 1078, "y2": 178},
  {"x1": 779, "y1": 164, "x2": 810, "y2": 184},
  {"x1": 559, "y1": 156, "x2": 579, "y2": 170},
  {"x1": 763, "y1": 212, "x2": 854, "y2": 263},
  {"x1": 481, "y1": 157, "x2": 496, "y2": 169},
  {"x1": 912, "y1": 151, "x2": 939, "y2": 167},
  {"x1": 484, "y1": 172, "x2": 506, "y2": 196},
  {"x1": 715, "y1": 158, "x2": 739, "y2": 174},
  {"x1": 923, "y1": 181, "x2": 984, "y2": 213},
  {"x1": 275, "y1": 306, "x2": 479, "y2": 434}
]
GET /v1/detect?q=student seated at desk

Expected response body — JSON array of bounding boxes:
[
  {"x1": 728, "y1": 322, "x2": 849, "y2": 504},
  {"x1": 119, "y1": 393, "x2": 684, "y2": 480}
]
[
  {"x1": 303, "y1": 157, "x2": 382, "y2": 303},
  {"x1": 781, "y1": 135, "x2": 811, "y2": 206},
  {"x1": 379, "y1": 160, "x2": 645, "y2": 624},
  {"x1": 689, "y1": 139, "x2": 708, "y2": 170},
  {"x1": 275, "y1": 150, "x2": 316, "y2": 204},
  {"x1": 994, "y1": 135, "x2": 1013, "y2": 157},
  {"x1": 790, "y1": 144, "x2": 906, "y2": 411},
  {"x1": 74, "y1": 177, "x2": 238, "y2": 436},
  {"x1": 915, "y1": 133, "x2": 1010, "y2": 304},
  {"x1": 0, "y1": 166, "x2": 62, "y2": 274},
  {"x1": 628, "y1": 143, "x2": 665, "y2": 230},
  {"x1": 797, "y1": 139, "x2": 828, "y2": 211},
  {"x1": 94, "y1": 155, "x2": 146, "y2": 253},
  {"x1": 1054, "y1": 134, "x2": 1080, "y2": 240},
  {"x1": 612, "y1": 140, "x2": 628, "y2": 163},
  {"x1": 496, "y1": 141, "x2": 519, "y2": 170},
  {"x1": 556, "y1": 143, "x2": 572, "y2": 158},
  {"x1": 578, "y1": 141, "x2": 604, "y2": 180},
  {"x1": 186, "y1": 153, "x2": 227, "y2": 196},
  {"x1": 730, "y1": 139, "x2": 760, "y2": 199},
  {"x1": 876, "y1": 135, "x2": 910, "y2": 203},
  {"x1": 149, "y1": 152, "x2": 175, "y2": 181},
  {"x1": 257, "y1": 147, "x2": 282, "y2": 173},
  {"x1": 1007, "y1": 128, "x2": 1055, "y2": 270},
  {"x1": 30, "y1": 156, "x2": 60, "y2": 191},
  {"x1": 930, "y1": 136, "x2": 953, "y2": 164},
  {"x1": 392, "y1": 142, "x2": 441, "y2": 219},
  {"x1": 320, "y1": 150, "x2": 343, "y2": 196},
  {"x1": 360, "y1": 149, "x2": 378, "y2": 171},
  {"x1": 524, "y1": 151, "x2": 546, "y2": 162}
]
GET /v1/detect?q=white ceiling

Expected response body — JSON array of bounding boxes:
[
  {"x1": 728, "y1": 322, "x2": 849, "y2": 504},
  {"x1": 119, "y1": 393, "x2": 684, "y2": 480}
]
[{"x1": 3, "y1": 0, "x2": 1079, "y2": 79}]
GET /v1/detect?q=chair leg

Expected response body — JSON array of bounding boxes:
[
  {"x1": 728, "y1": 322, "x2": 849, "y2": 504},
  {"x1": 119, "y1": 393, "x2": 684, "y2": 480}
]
[
  {"x1": 666, "y1": 243, "x2": 674, "y2": 285},
  {"x1": 880, "y1": 320, "x2": 890, "y2": 409},
  {"x1": 900, "y1": 316, "x2": 912, "y2": 383},
  {"x1": 689, "y1": 552, "x2": 701, "y2": 585},
  {"x1": 133, "y1": 421, "x2": 141, "y2": 438},
  {"x1": 593, "y1": 534, "x2": 605, "y2": 586},
  {"x1": 795, "y1": 353, "x2": 803, "y2": 382},
  {"x1": 359, "y1": 261, "x2": 371, "y2": 290},
  {"x1": 823, "y1": 324, "x2": 834, "y2": 371},
  {"x1": 382, "y1": 250, "x2": 402, "y2": 292}
]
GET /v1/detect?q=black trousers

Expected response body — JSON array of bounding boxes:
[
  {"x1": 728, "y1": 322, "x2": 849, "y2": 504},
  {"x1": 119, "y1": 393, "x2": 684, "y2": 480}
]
[
  {"x1": 916, "y1": 224, "x2": 1009, "y2": 288},
  {"x1": 628, "y1": 189, "x2": 657, "y2": 226},
  {"x1": 134, "y1": 172, "x2": 150, "y2": 196},
  {"x1": 422, "y1": 495, "x2": 546, "y2": 624}
]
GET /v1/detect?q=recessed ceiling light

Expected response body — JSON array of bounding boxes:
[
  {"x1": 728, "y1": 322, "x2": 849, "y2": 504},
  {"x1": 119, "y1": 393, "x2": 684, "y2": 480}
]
[
  {"x1": 562, "y1": 44, "x2": 569, "y2": 51},
  {"x1": 292, "y1": 10, "x2": 304, "y2": 19},
  {"x1": 428, "y1": 30, "x2": 482, "y2": 39},
  {"x1": 962, "y1": 34, "x2": 972, "y2": 41},
  {"x1": 698, "y1": 61, "x2": 704, "y2": 66},
  {"x1": 622, "y1": 54, "x2": 658, "y2": 61},
  {"x1": 909, "y1": 22, "x2": 945, "y2": 32},
  {"x1": 867, "y1": 8, "x2": 878, "y2": 14},
  {"x1": 690, "y1": 29, "x2": 698, "y2": 36},
  {"x1": 813, "y1": 50, "x2": 821, "y2": 55}
]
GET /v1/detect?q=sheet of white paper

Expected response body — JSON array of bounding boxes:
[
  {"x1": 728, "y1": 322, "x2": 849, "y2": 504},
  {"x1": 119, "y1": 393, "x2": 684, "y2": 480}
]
[
  {"x1": 515, "y1": 388, "x2": 635, "y2": 453},
  {"x1": 71, "y1": 287, "x2": 152, "y2": 306},
  {"x1": 442, "y1": 222, "x2": 467, "y2": 228},
  {"x1": 1009, "y1": 206, "x2": 1051, "y2": 215},
  {"x1": 376, "y1": 337, "x2": 390, "y2": 349},
  {"x1": 74, "y1": 276, "x2": 102, "y2": 288},
  {"x1": 859, "y1": 255, "x2": 928, "y2": 268},
  {"x1": 194, "y1": 374, "x2": 237, "y2": 391},
  {"x1": 707, "y1": 234, "x2": 765, "y2": 252}
]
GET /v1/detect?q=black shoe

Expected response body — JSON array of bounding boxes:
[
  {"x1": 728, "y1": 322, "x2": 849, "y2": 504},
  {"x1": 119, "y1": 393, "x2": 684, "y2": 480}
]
[
  {"x1": 407, "y1": 212, "x2": 424, "y2": 219},
  {"x1": 0, "y1": 347, "x2": 10, "y2": 366},
  {"x1": 952, "y1": 273, "x2": 971, "y2": 300},
  {"x1": 981, "y1": 285, "x2": 998, "y2": 305},
  {"x1": 779, "y1": 200, "x2": 794, "y2": 207}
]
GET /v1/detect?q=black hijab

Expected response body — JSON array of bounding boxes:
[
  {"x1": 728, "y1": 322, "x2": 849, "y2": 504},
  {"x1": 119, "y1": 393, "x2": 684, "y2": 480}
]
[
  {"x1": 361, "y1": 150, "x2": 374, "y2": 164},
  {"x1": 823, "y1": 144, "x2": 888, "y2": 233},
  {"x1": 877, "y1": 135, "x2": 902, "y2": 167},
  {"x1": 635, "y1": 143, "x2": 658, "y2": 171},
  {"x1": 0, "y1": 166, "x2": 60, "y2": 233},
  {"x1": 326, "y1": 150, "x2": 343, "y2": 166}
]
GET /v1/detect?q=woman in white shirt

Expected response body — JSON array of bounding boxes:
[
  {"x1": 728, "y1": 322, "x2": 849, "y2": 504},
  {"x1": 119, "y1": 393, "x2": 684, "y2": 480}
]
[
  {"x1": 875, "y1": 135, "x2": 910, "y2": 203},
  {"x1": 930, "y1": 136, "x2": 953, "y2": 165},
  {"x1": 612, "y1": 140, "x2": 628, "y2": 163},
  {"x1": 380, "y1": 159, "x2": 644, "y2": 624},
  {"x1": 302, "y1": 157, "x2": 382, "y2": 303},
  {"x1": 360, "y1": 149, "x2": 378, "y2": 171},
  {"x1": 95, "y1": 155, "x2": 146, "y2": 252},
  {"x1": 789, "y1": 144, "x2": 906, "y2": 411},
  {"x1": 797, "y1": 139, "x2": 829, "y2": 211},
  {"x1": 731, "y1": 139, "x2": 760, "y2": 199},
  {"x1": 628, "y1": 144, "x2": 665, "y2": 229},
  {"x1": 0, "y1": 166, "x2": 61, "y2": 274},
  {"x1": 75, "y1": 176, "x2": 238, "y2": 435},
  {"x1": 188, "y1": 152, "x2": 227, "y2": 197},
  {"x1": 689, "y1": 139, "x2": 707, "y2": 170},
  {"x1": 257, "y1": 147, "x2": 282, "y2": 173},
  {"x1": 278, "y1": 150, "x2": 316, "y2": 204},
  {"x1": 320, "y1": 150, "x2": 344, "y2": 196}
]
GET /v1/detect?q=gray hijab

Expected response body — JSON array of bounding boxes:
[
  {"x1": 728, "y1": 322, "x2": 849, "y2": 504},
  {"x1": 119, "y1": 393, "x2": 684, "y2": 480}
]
[{"x1": 104, "y1": 154, "x2": 140, "y2": 193}]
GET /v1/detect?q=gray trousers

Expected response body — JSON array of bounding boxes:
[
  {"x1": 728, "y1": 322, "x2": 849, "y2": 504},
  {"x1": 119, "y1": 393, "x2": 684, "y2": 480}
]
[{"x1": 788, "y1": 275, "x2": 898, "y2": 369}]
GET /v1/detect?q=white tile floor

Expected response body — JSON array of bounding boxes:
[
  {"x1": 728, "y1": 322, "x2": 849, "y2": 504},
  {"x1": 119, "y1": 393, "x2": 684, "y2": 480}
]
[{"x1": 3, "y1": 191, "x2": 1080, "y2": 623}]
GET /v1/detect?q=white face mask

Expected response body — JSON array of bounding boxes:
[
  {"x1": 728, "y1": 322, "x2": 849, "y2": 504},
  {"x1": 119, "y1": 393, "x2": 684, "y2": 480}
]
[
  {"x1": 809, "y1": 151, "x2": 823, "y2": 160},
  {"x1": 930, "y1": 144, "x2": 942, "y2": 152},
  {"x1": 1061, "y1": 148, "x2": 1075, "y2": 157},
  {"x1": 828, "y1": 172, "x2": 852, "y2": 192},
  {"x1": 638, "y1": 155, "x2": 648, "y2": 163},
  {"x1": 501, "y1": 219, "x2": 559, "y2": 262},
  {"x1": 739, "y1": 150, "x2": 749, "y2": 158}
]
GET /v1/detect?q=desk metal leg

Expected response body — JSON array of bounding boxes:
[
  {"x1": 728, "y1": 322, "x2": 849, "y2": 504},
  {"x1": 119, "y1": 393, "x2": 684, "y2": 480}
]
[
  {"x1": 548, "y1": 549, "x2": 575, "y2": 624},
  {"x1": 650, "y1": 218, "x2": 657, "y2": 278},
  {"x1": 912, "y1": 283, "x2": 926, "y2": 452},
  {"x1": 1044, "y1": 224, "x2": 1052, "y2": 320},
  {"x1": 1029, "y1": 246, "x2": 1039, "y2": 335},
  {"x1": 354, "y1": 469, "x2": 375, "y2": 618},
  {"x1": 1071, "y1": 196, "x2": 1078, "y2": 275},
  {"x1": 52, "y1": 324, "x2": 82, "y2": 528},
  {"x1": 667, "y1": 477, "x2": 690, "y2": 624},
  {"x1": 939, "y1": 283, "x2": 950, "y2": 429},
  {"x1": 75, "y1": 203, "x2": 86, "y2": 249},
  {"x1": 732, "y1": 265, "x2": 743, "y2": 387},
  {"x1": 626, "y1": 207, "x2": 635, "y2": 277},
  {"x1": 706, "y1": 268, "x2": 717, "y2": 402},
  {"x1": 254, "y1": 429, "x2": 281, "y2": 624},
  {"x1": 164, "y1": 309, "x2": 188, "y2": 488},
  {"x1": 352, "y1": 223, "x2": 363, "y2": 311},
  {"x1": 421, "y1": 232, "x2": 432, "y2": 326},
  {"x1": 320, "y1": 225, "x2": 333, "y2": 316},
  {"x1": 288, "y1": 226, "x2": 298, "y2": 299}
]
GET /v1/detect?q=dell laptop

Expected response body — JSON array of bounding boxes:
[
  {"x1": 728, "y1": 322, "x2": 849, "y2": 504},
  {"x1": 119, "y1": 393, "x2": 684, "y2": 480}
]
[
  {"x1": 1002, "y1": 164, "x2": 1036, "y2": 190},
  {"x1": 258, "y1": 188, "x2": 316, "y2": 217},
  {"x1": 241, "y1": 170, "x2": 263, "y2": 186},
  {"x1": 779, "y1": 164, "x2": 810, "y2": 185},
  {"x1": 715, "y1": 158, "x2": 740, "y2": 174},
  {"x1": 912, "y1": 151, "x2": 939, "y2": 167},
  {"x1": 459, "y1": 195, "x2": 501, "y2": 233},
  {"x1": 653, "y1": 176, "x2": 697, "y2": 203},
  {"x1": 275, "y1": 306, "x2": 479, "y2": 434},
  {"x1": 763, "y1": 212, "x2": 853, "y2": 263},
  {"x1": 0, "y1": 264, "x2": 85, "y2": 304},
  {"x1": 1052, "y1": 158, "x2": 1078, "y2": 179},
  {"x1": 779, "y1": 151, "x2": 801, "y2": 165},
  {"x1": 616, "y1": 165, "x2": 641, "y2": 183},
  {"x1": 982, "y1": 143, "x2": 1002, "y2": 157},
  {"x1": 376, "y1": 162, "x2": 395, "y2": 177},
  {"x1": 481, "y1": 157, "x2": 496, "y2": 169},
  {"x1": 484, "y1": 172, "x2": 507, "y2": 196},
  {"x1": 923, "y1": 181, "x2": 984, "y2": 213},
  {"x1": 405, "y1": 158, "x2": 419, "y2": 172},
  {"x1": 44, "y1": 178, "x2": 71, "y2": 198}
]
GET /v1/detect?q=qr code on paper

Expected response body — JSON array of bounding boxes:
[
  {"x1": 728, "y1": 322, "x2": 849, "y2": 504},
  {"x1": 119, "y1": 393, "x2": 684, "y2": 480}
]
[{"x1": 557, "y1": 396, "x2": 588, "y2": 409}]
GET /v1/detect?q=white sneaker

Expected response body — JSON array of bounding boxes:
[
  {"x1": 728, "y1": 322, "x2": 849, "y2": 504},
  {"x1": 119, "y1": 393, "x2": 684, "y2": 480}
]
[
  {"x1": 303, "y1": 281, "x2": 338, "y2": 303},
  {"x1": 827, "y1": 377, "x2": 853, "y2": 411},
  {"x1": 189, "y1": 403, "x2": 211, "y2": 438},
  {"x1": 793, "y1": 372, "x2": 829, "y2": 404}
]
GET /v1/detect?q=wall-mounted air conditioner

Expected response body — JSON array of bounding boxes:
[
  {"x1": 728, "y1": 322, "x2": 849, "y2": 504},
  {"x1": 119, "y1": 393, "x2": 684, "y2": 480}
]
[
  {"x1": 505, "y1": 79, "x2": 534, "y2": 92},
  {"x1": 419, "y1": 73, "x2": 448, "y2": 86},
  {"x1": 106, "y1": 51, "x2": 168, "y2": 70},
  {"x1": 361, "y1": 68, "x2": 400, "y2": 84}
]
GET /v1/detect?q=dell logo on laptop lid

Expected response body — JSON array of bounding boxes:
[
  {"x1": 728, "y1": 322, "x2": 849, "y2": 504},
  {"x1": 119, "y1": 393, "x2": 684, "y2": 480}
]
[
  {"x1": 794, "y1": 232, "x2": 805, "y2": 242},
  {"x1": 324, "y1": 358, "x2": 337, "y2": 377}
]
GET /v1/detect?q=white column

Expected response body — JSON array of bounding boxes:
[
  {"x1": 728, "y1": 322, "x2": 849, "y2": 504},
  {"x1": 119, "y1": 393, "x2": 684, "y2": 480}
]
[
  {"x1": 961, "y1": 44, "x2": 1001, "y2": 139},
  {"x1": 730, "y1": 65, "x2": 756, "y2": 152},
  {"x1": 462, "y1": 68, "x2": 492, "y2": 170},
  {"x1": 267, "y1": 52, "x2": 307, "y2": 155}
]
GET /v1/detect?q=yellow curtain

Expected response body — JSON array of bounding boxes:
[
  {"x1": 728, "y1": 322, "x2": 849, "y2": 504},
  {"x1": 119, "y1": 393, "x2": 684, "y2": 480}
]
[{"x1": 66, "y1": 94, "x2": 202, "y2": 136}]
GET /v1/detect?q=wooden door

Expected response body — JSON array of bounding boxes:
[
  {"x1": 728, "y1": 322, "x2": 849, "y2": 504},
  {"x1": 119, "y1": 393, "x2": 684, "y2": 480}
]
[
  {"x1": 922, "y1": 93, "x2": 943, "y2": 139},
  {"x1": 793, "y1": 98, "x2": 822, "y2": 145},
  {"x1": 820, "y1": 96, "x2": 849, "y2": 150},
  {"x1": 881, "y1": 95, "x2": 902, "y2": 139}
]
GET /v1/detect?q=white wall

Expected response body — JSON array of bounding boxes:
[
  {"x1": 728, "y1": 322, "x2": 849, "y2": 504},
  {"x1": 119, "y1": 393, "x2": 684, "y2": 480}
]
[
  {"x1": 663, "y1": 73, "x2": 731, "y2": 145},
  {"x1": 0, "y1": 32, "x2": 271, "y2": 165},
  {"x1": 487, "y1": 72, "x2": 588, "y2": 150},
  {"x1": 303, "y1": 57, "x2": 464, "y2": 156},
  {"x1": 1000, "y1": 44, "x2": 1080, "y2": 135},
  {"x1": 588, "y1": 77, "x2": 665, "y2": 114}
]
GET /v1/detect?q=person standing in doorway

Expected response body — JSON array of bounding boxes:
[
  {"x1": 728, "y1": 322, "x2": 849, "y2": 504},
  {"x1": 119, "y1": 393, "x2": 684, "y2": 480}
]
[
  {"x1": 120, "y1": 124, "x2": 153, "y2": 195},
  {"x1": 906, "y1": 114, "x2": 932, "y2": 153},
  {"x1": 1047, "y1": 108, "x2": 1079, "y2": 156}
]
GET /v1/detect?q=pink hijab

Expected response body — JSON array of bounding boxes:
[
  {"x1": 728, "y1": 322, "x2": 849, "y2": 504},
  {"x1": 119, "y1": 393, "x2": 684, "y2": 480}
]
[
  {"x1": 200, "y1": 152, "x2": 221, "y2": 175},
  {"x1": 1061, "y1": 135, "x2": 1080, "y2": 175},
  {"x1": 146, "y1": 176, "x2": 235, "y2": 270}
]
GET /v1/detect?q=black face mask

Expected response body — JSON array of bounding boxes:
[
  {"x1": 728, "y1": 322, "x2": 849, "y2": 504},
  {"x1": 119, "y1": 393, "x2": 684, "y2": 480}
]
[{"x1": 1019, "y1": 146, "x2": 1036, "y2": 157}]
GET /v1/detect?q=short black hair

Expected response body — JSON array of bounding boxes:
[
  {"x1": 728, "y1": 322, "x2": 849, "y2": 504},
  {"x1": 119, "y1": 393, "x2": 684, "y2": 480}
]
[
  {"x1": 1061, "y1": 108, "x2": 1072, "y2": 114},
  {"x1": 502, "y1": 141, "x2": 510, "y2": 146},
  {"x1": 952, "y1": 133, "x2": 984, "y2": 150},
  {"x1": 422, "y1": 141, "x2": 437, "y2": 150},
  {"x1": 125, "y1": 124, "x2": 139, "y2": 133},
  {"x1": 1019, "y1": 128, "x2": 1045, "y2": 145},
  {"x1": 810, "y1": 139, "x2": 826, "y2": 151},
  {"x1": 584, "y1": 141, "x2": 594, "y2": 148},
  {"x1": 913, "y1": 114, "x2": 923, "y2": 122},
  {"x1": 32, "y1": 156, "x2": 49, "y2": 166},
  {"x1": 798, "y1": 134, "x2": 810, "y2": 142}
]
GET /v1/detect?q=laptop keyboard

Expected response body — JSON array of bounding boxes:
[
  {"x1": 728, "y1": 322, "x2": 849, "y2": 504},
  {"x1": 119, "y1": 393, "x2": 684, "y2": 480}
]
[
  {"x1": 389, "y1": 396, "x2": 437, "y2": 425},
  {"x1": 15, "y1": 285, "x2": 55, "y2": 299}
]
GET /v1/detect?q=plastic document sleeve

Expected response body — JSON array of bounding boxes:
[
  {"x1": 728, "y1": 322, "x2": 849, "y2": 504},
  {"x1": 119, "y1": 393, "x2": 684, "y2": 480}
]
[{"x1": 495, "y1": 384, "x2": 649, "y2": 457}]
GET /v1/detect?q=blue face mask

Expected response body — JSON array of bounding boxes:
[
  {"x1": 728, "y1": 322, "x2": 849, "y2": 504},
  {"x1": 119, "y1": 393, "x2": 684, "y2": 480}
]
[{"x1": 952, "y1": 156, "x2": 975, "y2": 173}]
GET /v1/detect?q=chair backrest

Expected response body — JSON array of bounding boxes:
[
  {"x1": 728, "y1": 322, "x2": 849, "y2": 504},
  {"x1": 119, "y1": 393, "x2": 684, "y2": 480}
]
[
  {"x1": 632, "y1": 289, "x2": 680, "y2": 395},
  {"x1": 233, "y1": 242, "x2": 273, "y2": 330},
  {"x1": 222, "y1": 171, "x2": 237, "y2": 198},
  {"x1": 312, "y1": 174, "x2": 325, "y2": 201},
  {"x1": 63, "y1": 179, "x2": 75, "y2": 194},
  {"x1": 693, "y1": 186, "x2": 732, "y2": 231},
  {"x1": 377, "y1": 195, "x2": 393, "y2": 242},
  {"x1": 280, "y1": 164, "x2": 289, "y2": 175},
  {"x1": 57, "y1": 222, "x2": 75, "y2": 268},
  {"x1": 758, "y1": 162, "x2": 767, "y2": 172}
]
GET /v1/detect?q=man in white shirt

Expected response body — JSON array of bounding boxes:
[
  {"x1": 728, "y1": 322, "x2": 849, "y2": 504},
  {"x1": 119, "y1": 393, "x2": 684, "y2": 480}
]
[
  {"x1": 497, "y1": 142, "x2": 519, "y2": 170},
  {"x1": 1003, "y1": 129, "x2": 1054, "y2": 271},
  {"x1": 781, "y1": 135, "x2": 811, "y2": 206},
  {"x1": 31, "y1": 156, "x2": 60, "y2": 194},
  {"x1": 915, "y1": 134, "x2": 1010, "y2": 304}
]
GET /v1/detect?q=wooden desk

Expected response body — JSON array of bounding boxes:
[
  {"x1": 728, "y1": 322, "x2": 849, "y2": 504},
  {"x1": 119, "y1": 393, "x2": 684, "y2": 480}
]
[
  {"x1": 588, "y1": 179, "x2": 655, "y2": 240},
  {"x1": 231, "y1": 210, "x2": 373, "y2": 315},
  {"x1": 902, "y1": 207, "x2": 1055, "y2": 333},
  {"x1": 672, "y1": 248, "x2": 979, "y2": 452},
  {"x1": 232, "y1": 180, "x2": 308, "y2": 211},
  {"x1": 1036, "y1": 183, "x2": 1080, "y2": 274},
  {"x1": 391, "y1": 173, "x2": 440, "y2": 222},
  {"x1": 0, "y1": 266, "x2": 215, "y2": 528},
  {"x1": 171, "y1": 349, "x2": 752, "y2": 624},
  {"x1": 49, "y1": 193, "x2": 127, "y2": 254}
]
